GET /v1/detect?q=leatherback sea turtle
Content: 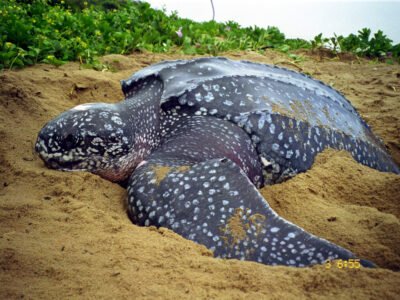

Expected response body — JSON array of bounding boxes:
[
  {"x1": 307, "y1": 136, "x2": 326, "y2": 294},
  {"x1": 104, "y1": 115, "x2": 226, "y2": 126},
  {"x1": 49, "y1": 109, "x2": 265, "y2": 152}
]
[{"x1": 35, "y1": 57, "x2": 399, "y2": 267}]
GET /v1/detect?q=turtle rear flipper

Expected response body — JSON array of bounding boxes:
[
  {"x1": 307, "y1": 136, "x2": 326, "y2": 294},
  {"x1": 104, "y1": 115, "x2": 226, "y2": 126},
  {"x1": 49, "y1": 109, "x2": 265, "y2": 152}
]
[{"x1": 127, "y1": 157, "x2": 374, "y2": 268}]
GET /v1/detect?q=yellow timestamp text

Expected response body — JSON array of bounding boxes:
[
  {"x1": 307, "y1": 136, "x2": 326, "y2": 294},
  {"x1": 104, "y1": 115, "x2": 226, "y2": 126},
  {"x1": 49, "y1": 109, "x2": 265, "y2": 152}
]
[{"x1": 325, "y1": 259, "x2": 362, "y2": 269}]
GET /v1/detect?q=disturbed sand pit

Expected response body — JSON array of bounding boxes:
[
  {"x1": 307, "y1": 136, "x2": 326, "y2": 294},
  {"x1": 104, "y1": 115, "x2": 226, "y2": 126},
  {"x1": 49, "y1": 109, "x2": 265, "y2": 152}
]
[{"x1": 0, "y1": 51, "x2": 400, "y2": 299}]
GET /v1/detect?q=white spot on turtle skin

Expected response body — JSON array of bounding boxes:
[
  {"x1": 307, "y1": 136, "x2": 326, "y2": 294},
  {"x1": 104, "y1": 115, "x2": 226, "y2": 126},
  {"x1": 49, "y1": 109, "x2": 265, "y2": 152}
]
[
  {"x1": 261, "y1": 157, "x2": 272, "y2": 167},
  {"x1": 223, "y1": 100, "x2": 233, "y2": 106},
  {"x1": 111, "y1": 116, "x2": 123, "y2": 125},
  {"x1": 286, "y1": 150, "x2": 294, "y2": 159},
  {"x1": 104, "y1": 124, "x2": 113, "y2": 130},
  {"x1": 195, "y1": 93, "x2": 202, "y2": 102},
  {"x1": 272, "y1": 143, "x2": 279, "y2": 152},
  {"x1": 270, "y1": 227, "x2": 280, "y2": 233},
  {"x1": 258, "y1": 114, "x2": 267, "y2": 130},
  {"x1": 228, "y1": 190, "x2": 238, "y2": 196},
  {"x1": 202, "y1": 84, "x2": 211, "y2": 91},
  {"x1": 178, "y1": 95, "x2": 187, "y2": 105},
  {"x1": 137, "y1": 160, "x2": 148, "y2": 168},
  {"x1": 269, "y1": 124, "x2": 276, "y2": 134},
  {"x1": 212, "y1": 84, "x2": 220, "y2": 91},
  {"x1": 204, "y1": 92, "x2": 214, "y2": 102}
]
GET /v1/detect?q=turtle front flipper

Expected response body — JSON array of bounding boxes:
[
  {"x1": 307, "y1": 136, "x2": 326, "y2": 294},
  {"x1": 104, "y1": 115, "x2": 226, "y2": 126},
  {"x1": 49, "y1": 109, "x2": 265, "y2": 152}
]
[{"x1": 127, "y1": 157, "x2": 374, "y2": 268}]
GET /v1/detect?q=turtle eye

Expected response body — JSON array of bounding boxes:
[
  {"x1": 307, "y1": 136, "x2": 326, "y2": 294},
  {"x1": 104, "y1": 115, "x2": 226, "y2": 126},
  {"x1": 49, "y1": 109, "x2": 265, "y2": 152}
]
[{"x1": 62, "y1": 134, "x2": 79, "y2": 149}]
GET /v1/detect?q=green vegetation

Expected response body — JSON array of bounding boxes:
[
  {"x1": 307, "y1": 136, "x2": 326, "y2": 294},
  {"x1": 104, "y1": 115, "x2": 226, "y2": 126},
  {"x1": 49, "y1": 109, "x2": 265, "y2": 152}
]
[
  {"x1": 1, "y1": 0, "x2": 399, "y2": 69},
  {"x1": 311, "y1": 29, "x2": 397, "y2": 62}
]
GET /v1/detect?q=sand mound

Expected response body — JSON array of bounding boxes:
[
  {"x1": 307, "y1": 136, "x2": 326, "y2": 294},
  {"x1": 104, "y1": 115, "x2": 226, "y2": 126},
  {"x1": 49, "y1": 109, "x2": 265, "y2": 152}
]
[{"x1": 1, "y1": 51, "x2": 399, "y2": 299}]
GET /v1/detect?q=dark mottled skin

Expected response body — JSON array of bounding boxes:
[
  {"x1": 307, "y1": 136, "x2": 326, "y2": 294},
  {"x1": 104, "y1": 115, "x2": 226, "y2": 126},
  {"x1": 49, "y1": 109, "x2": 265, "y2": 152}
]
[{"x1": 36, "y1": 57, "x2": 398, "y2": 268}]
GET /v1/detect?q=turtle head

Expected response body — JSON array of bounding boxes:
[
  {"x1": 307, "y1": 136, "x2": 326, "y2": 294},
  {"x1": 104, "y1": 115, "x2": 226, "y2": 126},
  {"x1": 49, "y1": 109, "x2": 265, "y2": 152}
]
[{"x1": 35, "y1": 103, "x2": 142, "y2": 182}]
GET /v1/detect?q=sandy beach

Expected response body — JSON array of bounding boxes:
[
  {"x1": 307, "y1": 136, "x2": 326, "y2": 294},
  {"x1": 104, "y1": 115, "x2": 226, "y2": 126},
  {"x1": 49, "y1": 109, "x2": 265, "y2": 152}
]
[{"x1": 1, "y1": 51, "x2": 399, "y2": 299}]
